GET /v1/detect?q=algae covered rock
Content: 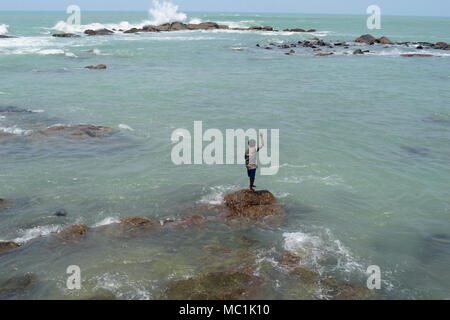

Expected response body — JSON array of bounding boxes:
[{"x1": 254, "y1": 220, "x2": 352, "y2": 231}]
[
  {"x1": 52, "y1": 224, "x2": 88, "y2": 245},
  {"x1": 223, "y1": 189, "x2": 285, "y2": 222},
  {"x1": 163, "y1": 271, "x2": 262, "y2": 300},
  {"x1": 0, "y1": 241, "x2": 21, "y2": 254},
  {"x1": 38, "y1": 124, "x2": 117, "y2": 139},
  {"x1": 119, "y1": 216, "x2": 162, "y2": 237},
  {"x1": 0, "y1": 273, "x2": 37, "y2": 299}
]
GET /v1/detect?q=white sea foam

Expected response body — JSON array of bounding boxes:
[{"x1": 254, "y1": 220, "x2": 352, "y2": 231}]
[
  {"x1": 197, "y1": 185, "x2": 239, "y2": 205},
  {"x1": 3, "y1": 225, "x2": 62, "y2": 244},
  {"x1": 92, "y1": 217, "x2": 120, "y2": 228},
  {"x1": 188, "y1": 18, "x2": 202, "y2": 24},
  {"x1": 283, "y1": 228, "x2": 364, "y2": 275},
  {"x1": 0, "y1": 24, "x2": 8, "y2": 35},
  {"x1": 118, "y1": 124, "x2": 134, "y2": 131},
  {"x1": 278, "y1": 175, "x2": 343, "y2": 186},
  {"x1": 0, "y1": 125, "x2": 32, "y2": 136},
  {"x1": 37, "y1": 49, "x2": 65, "y2": 55}
]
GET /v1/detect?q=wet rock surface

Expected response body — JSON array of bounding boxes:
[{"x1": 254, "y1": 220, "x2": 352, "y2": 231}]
[
  {"x1": 163, "y1": 271, "x2": 262, "y2": 300},
  {"x1": 84, "y1": 28, "x2": 114, "y2": 36},
  {"x1": 224, "y1": 190, "x2": 286, "y2": 221},
  {"x1": 0, "y1": 241, "x2": 21, "y2": 254},
  {"x1": 85, "y1": 64, "x2": 107, "y2": 69},
  {"x1": 52, "y1": 33, "x2": 80, "y2": 38},
  {"x1": 52, "y1": 225, "x2": 88, "y2": 245}
]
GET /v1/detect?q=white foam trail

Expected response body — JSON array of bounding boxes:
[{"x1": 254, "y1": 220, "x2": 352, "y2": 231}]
[
  {"x1": 3, "y1": 225, "x2": 62, "y2": 244},
  {"x1": 65, "y1": 52, "x2": 77, "y2": 58},
  {"x1": 278, "y1": 175, "x2": 343, "y2": 186},
  {"x1": 92, "y1": 217, "x2": 120, "y2": 228},
  {"x1": 37, "y1": 49, "x2": 65, "y2": 55},
  {"x1": 118, "y1": 124, "x2": 134, "y2": 131},
  {"x1": 148, "y1": 0, "x2": 187, "y2": 25},
  {"x1": 0, "y1": 24, "x2": 8, "y2": 35},
  {"x1": 197, "y1": 185, "x2": 239, "y2": 205},
  {"x1": 0, "y1": 115, "x2": 5, "y2": 120},
  {"x1": 0, "y1": 125, "x2": 32, "y2": 136}
]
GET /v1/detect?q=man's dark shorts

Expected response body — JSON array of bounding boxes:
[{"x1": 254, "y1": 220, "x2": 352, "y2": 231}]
[{"x1": 247, "y1": 168, "x2": 256, "y2": 180}]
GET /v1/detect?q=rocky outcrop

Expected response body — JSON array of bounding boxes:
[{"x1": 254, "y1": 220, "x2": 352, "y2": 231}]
[
  {"x1": 38, "y1": 124, "x2": 117, "y2": 139},
  {"x1": 85, "y1": 64, "x2": 107, "y2": 69},
  {"x1": 0, "y1": 198, "x2": 14, "y2": 211},
  {"x1": 315, "y1": 52, "x2": 334, "y2": 56},
  {"x1": 0, "y1": 241, "x2": 21, "y2": 254},
  {"x1": 84, "y1": 28, "x2": 114, "y2": 36},
  {"x1": 224, "y1": 189, "x2": 285, "y2": 221},
  {"x1": 400, "y1": 53, "x2": 433, "y2": 57},
  {"x1": 163, "y1": 271, "x2": 262, "y2": 300},
  {"x1": 0, "y1": 35, "x2": 17, "y2": 39},
  {"x1": 377, "y1": 36, "x2": 393, "y2": 44},
  {"x1": 52, "y1": 33, "x2": 80, "y2": 38},
  {"x1": 52, "y1": 225, "x2": 88, "y2": 245},
  {"x1": 355, "y1": 35, "x2": 393, "y2": 45},
  {"x1": 122, "y1": 22, "x2": 313, "y2": 34},
  {"x1": 435, "y1": 42, "x2": 448, "y2": 49},
  {"x1": 0, "y1": 273, "x2": 37, "y2": 299},
  {"x1": 355, "y1": 34, "x2": 377, "y2": 45}
]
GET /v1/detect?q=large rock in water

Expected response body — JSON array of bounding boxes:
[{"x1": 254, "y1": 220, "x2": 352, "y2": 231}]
[
  {"x1": 38, "y1": 124, "x2": 117, "y2": 139},
  {"x1": 84, "y1": 28, "x2": 114, "y2": 36},
  {"x1": 377, "y1": 36, "x2": 393, "y2": 44},
  {"x1": 163, "y1": 271, "x2": 262, "y2": 300},
  {"x1": 0, "y1": 242, "x2": 21, "y2": 254},
  {"x1": 355, "y1": 34, "x2": 377, "y2": 45},
  {"x1": 224, "y1": 190, "x2": 285, "y2": 221},
  {"x1": 85, "y1": 64, "x2": 107, "y2": 70},
  {"x1": 52, "y1": 33, "x2": 80, "y2": 38},
  {"x1": 119, "y1": 216, "x2": 162, "y2": 236}
]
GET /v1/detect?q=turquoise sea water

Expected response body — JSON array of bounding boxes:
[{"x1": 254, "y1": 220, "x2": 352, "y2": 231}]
[{"x1": 0, "y1": 10, "x2": 449, "y2": 299}]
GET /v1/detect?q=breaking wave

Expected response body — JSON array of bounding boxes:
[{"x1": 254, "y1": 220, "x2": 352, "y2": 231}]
[{"x1": 0, "y1": 24, "x2": 8, "y2": 35}]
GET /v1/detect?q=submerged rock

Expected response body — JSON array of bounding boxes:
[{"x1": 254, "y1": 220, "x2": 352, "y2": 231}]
[
  {"x1": 0, "y1": 273, "x2": 37, "y2": 299},
  {"x1": 0, "y1": 106, "x2": 33, "y2": 113},
  {"x1": 52, "y1": 33, "x2": 80, "y2": 38},
  {"x1": 0, "y1": 198, "x2": 14, "y2": 211},
  {"x1": 38, "y1": 124, "x2": 117, "y2": 139},
  {"x1": 400, "y1": 53, "x2": 433, "y2": 57},
  {"x1": 0, "y1": 35, "x2": 17, "y2": 39},
  {"x1": 85, "y1": 64, "x2": 107, "y2": 70},
  {"x1": 167, "y1": 215, "x2": 208, "y2": 231},
  {"x1": 54, "y1": 209, "x2": 68, "y2": 217},
  {"x1": 353, "y1": 49, "x2": 364, "y2": 55},
  {"x1": 119, "y1": 216, "x2": 162, "y2": 236},
  {"x1": 0, "y1": 241, "x2": 21, "y2": 254},
  {"x1": 315, "y1": 52, "x2": 334, "y2": 56},
  {"x1": 163, "y1": 271, "x2": 262, "y2": 300},
  {"x1": 52, "y1": 225, "x2": 88, "y2": 245},
  {"x1": 321, "y1": 278, "x2": 376, "y2": 300}
]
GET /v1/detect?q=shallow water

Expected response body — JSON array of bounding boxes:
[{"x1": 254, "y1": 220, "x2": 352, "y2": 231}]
[{"x1": 0, "y1": 10, "x2": 449, "y2": 299}]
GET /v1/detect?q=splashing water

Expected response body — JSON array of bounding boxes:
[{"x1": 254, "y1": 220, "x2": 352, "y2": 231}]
[
  {"x1": 0, "y1": 24, "x2": 9, "y2": 35},
  {"x1": 148, "y1": 0, "x2": 187, "y2": 25}
]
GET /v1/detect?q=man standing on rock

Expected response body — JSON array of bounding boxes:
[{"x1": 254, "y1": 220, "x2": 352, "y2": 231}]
[{"x1": 245, "y1": 132, "x2": 264, "y2": 191}]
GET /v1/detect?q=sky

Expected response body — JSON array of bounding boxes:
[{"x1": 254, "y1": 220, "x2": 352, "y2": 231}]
[{"x1": 1, "y1": 0, "x2": 449, "y2": 17}]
